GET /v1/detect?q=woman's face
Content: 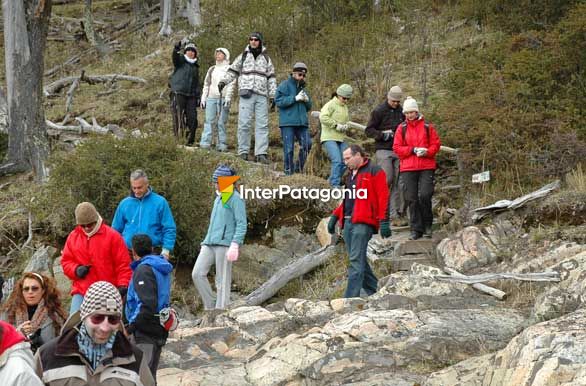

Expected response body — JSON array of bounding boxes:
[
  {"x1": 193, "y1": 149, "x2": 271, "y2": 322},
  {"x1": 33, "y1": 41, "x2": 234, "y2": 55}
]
[
  {"x1": 215, "y1": 51, "x2": 226, "y2": 62},
  {"x1": 405, "y1": 111, "x2": 418, "y2": 120},
  {"x1": 22, "y1": 277, "x2": 45, "y2": 306},
  {"x1": 337, "y1": 95, "x2": 350, "y2": 105}
]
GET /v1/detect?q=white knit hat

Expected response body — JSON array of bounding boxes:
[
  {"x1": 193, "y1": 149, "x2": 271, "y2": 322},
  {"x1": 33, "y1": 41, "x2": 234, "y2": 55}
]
[{"x1": 402, "y1": 96, "x2": 419, "y2": 113}]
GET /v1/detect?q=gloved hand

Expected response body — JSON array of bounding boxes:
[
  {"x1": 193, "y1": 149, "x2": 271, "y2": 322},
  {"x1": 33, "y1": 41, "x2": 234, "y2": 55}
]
[
  {"x1": 200, "y1": 100, "x2": 206, "y2": 109},
  {"x1": 270, "y1": 98, "x2": 276, "y2": 111},
  {"x1": 415, "y1": 147, "x2": 428, "y2": 157},
  {"x1": 336, "y1": 123, "x2": 348, "y2": 132},
  {"x1": 223, "y1": 99, "x2": 231, "y2": 108},
  {"x1": 295, "y1": 93, "x2": 304, "y2": 102},
  {"x1": 117, "y1": 286, "x2": 128, "y2": 298},
  {"x1": 75, "y1": 265, "x2": 90, "y2": 279},
  {"x1": 300, "y1": 90, "x2": 309, "y2": 102},
  {"x1": 226, "y1": 242, "x2": 239, "y2": 262},
  {"x1": 327, "y1": 215, "x2": 338, "y2": 234},
  {"x1": 379, "y1": 220, "x2": 392, "y2": 238},
  {"x1": 174, "y1": 41, "x2": 182, "y2": 51},
  {"x1": 218, "y1": 81, "x2": 226, "y2": 93}
]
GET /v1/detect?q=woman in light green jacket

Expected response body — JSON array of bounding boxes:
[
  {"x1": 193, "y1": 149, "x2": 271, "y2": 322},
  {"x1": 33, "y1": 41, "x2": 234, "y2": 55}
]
[{"x1": 319, "y1": 84, "x2": 353, "y2": 187}]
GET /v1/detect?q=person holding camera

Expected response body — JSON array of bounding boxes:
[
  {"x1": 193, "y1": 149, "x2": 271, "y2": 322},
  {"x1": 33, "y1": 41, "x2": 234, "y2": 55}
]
[{"x1": 0, "y1": 272, "x2": 67, "y2": 353}]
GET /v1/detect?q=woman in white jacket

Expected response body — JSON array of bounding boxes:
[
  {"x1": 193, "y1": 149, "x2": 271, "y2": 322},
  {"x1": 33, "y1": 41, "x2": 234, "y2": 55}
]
[
  {"x1": 200, "y1": 48, "x2": 235, "y2": 151},
  {"x1": 0, "y1": 321, "x2": 43, "y2": 385}
]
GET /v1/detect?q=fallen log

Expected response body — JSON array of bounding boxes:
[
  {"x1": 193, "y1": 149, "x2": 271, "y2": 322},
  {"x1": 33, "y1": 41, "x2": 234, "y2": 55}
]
[
  {"x1": 441, "y1": 267, "x2": 507, "y2": 300},
  {"x1": 45, "y1": 73, "x2": 146, "y2": 96},
  {"x1": 436, "y1": 268, "x2": 560, "y2": 284},
  {"x1": 242, "y1": 245, "x2": 340, "y2": 307},
  {"x1": 65, "y1": 70, "x2": 84, "y2": 113},
  {"x1": 46, "y1": 117, "x2": 126, "y2": 139}
]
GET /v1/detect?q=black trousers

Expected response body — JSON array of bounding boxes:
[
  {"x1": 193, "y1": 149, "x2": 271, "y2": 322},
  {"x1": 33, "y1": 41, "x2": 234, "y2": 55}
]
[
  {"x1": 400, "y1": 170, "x2": 435, "y2": 234},
  {"x1": 171, "y1": 93, "x2": 198, "y2": 145}
]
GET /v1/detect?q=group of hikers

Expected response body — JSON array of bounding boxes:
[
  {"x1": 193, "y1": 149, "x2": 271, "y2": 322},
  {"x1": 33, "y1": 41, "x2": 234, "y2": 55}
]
[{"x1": 0, "y1": 31, "x2": 440, "y2": 385}]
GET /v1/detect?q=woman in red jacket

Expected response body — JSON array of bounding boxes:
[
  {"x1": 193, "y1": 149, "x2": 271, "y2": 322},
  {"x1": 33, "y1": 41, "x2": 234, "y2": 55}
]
[
  {"x1": 393, "y1": 97, "x2": 441, "y2": 240},
  {"x1": 61, "y1": 202, "x2": 132, "y2": 314}
]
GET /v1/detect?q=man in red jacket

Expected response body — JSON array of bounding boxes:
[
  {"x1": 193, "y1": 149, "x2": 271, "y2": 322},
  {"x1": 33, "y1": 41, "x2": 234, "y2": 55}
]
[
  {"x1": 61, "y1": 202, "x2": 132, "y2": 314},
  {"x1": 393, "y1": 97, "x2": 441, "y2": 240},
  {"x1": 326, "y1": 144, "x2": 391, "y2": 298}
]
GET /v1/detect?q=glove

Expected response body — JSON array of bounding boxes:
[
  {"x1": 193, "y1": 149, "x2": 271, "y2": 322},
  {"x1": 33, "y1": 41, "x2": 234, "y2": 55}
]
[
  {"x1": 118, "y1": 286, "x2": 128, "y2": 298},
  {"x1": 75, "y1": 265, "x2": 90, "y2": 279},
  {"x1": 295, "y1": 94, "x2": 304, "y2": 102},
  {"x1": 336, "y1": 123, "x2": 348, "y2": 132},
  {"x1": 174, "y1": 41, "x2": 182, "y2": 51},
  {"x1": 300, "y1": 90, "x2": 309, "y2": 101},
  {"x1": 379, "y1": 220, "x2": 392, "y2": 239},
  {"x1": 382, "y1": 131, "x2": 393, "y2": 141},
  {"x1": 415, "y1": 147, "x2": 428, "y2": 157},
  {"x1": 200, "y1": 100, "x2": 206, "y2": 109},
  {"x1": 223, "y1": 99, "x2": 231, "y2": 108},
  {"x1": 327, "y1": 215, "x2": 338, "y2": 234},
  {"x1": 270, "y1": 98, "x2": 276, "y2": 111},
  {"x1": 226, "y1": 242, "x2": 239, "y2": 262},
  {"x1": 218, "y1": 81, "x2": 226, "y2": 93}
]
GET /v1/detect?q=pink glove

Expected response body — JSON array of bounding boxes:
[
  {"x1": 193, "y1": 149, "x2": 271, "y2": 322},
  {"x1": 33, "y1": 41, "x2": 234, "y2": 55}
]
[{"x1": 226, "y1": 242, "x2": 239, "y2": 262}]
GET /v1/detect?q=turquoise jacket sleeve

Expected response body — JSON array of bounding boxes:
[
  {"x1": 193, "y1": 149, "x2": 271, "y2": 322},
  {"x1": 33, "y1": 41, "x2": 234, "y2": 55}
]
[
  {"x1": 231, "y1": 195, "x2": 247, "y2": 245},
  {"x1": 160, "y1": 200, "x2": 177, "y2": 251}
]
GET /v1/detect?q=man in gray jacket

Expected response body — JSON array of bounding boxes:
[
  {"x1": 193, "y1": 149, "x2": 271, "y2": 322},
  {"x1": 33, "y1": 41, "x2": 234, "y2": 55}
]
[{"x1": 218, "y1": 32, "x2": 277, "y2": 164}]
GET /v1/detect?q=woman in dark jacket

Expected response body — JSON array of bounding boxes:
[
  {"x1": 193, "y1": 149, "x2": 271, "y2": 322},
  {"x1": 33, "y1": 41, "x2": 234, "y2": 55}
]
[
  {"x1": 170, "y1": 41, "x2": 201, "y2": 146},
  {"x1": 1, "y1": 272, "x2": 67, "y2": 353}
]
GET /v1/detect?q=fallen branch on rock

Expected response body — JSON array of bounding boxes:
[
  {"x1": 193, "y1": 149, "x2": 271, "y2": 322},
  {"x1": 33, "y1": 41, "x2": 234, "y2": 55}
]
[
  {"x1": 46, "y1": 117, "x2": 126, "y2": 139},
  {"x1": 436, "y1": 268, "x2": 560, "y2": 284},
  {"x1": 241, "y1": 245, "x2": 339, "y2": 307},
  {"x1": 441, "y1": 267, "x2": 507, "y2": 300}
]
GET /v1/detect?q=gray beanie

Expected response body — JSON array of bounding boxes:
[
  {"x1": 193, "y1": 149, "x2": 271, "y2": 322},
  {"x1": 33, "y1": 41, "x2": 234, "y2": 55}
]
[
  {"x1": 387, "y1": 86, "x2": 403, "y2": 101},
  {"x1": 292, "y1": 62, "x2": 308, "y2": 74}
]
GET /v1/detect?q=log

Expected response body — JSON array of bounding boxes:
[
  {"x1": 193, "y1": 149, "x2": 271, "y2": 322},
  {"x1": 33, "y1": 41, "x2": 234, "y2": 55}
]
[
  {"x1": 436, "y1": 268, "x2": 560, "y2": 284},
  {"x1": 441, "y1": 267, "x2": 507, "y2": 300},
  {"x1": 243, "y1": 245, "x2": 339, "y2": 307},
  {"x1": 44, "y1": 73, "x2": 146, "y2": 96},
  {"x1": 65, "y1": 70, "x2": 84, "y2": 113},
  {"x1": 46, "y1": 117, "x2": 125, "y2": 139}
]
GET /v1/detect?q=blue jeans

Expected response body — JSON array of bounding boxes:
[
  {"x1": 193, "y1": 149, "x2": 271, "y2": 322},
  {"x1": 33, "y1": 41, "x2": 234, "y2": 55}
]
[
  {"x1": 280, "y1": 126, "x2": 312, "y2": 175},
  {"x1": 323, "y1": 140, "x2": 348, "y2": 186},
  {"x1": 69, "y1": 294, "x2": 84, "y2": 314},
  {"x1": 200, "y1": 98, "x2": 229, "y2": 151},
  {"x1": 238, "y1": 93, "x2": 269, "y2": 156},
  {"x1": 343, "y1": 222, "x2": 378, "y2": 298}
]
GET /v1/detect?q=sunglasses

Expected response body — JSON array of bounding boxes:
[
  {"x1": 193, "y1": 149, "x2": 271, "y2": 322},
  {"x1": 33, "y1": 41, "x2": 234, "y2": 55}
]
[
  {"x1": 295, "y1": 73, "x2": 306, "y2": 78},
  {"x1": 89, "y1": 314, "x2": 121, "y2": 325},
  {"x1": 340, "y1": 96, "x2": 350, "y2": 101},
  {"x1": 81, "y1": 222, "x2": 97, "y2": 230},
  {"x1": 249, "y1": 37, "x2": 260, "y2": 42},
  {"x1": 22, "y1": 286, "x2": 41, "y2": 292}
]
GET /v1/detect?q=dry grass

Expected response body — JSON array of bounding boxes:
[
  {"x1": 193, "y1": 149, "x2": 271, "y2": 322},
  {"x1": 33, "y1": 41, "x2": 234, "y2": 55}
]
[{"x1": 566, "y1": 163, "x2": 586, "y2": 192}]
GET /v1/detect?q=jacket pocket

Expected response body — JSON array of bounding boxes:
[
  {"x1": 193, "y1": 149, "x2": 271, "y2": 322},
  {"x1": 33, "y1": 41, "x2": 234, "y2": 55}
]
[{"x1": 222, "y1": 225, "x2": 227, "y2": 240}]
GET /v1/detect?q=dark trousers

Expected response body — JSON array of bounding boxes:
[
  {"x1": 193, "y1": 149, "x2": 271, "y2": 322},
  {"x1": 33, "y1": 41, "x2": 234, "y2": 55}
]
[
  {"x1": 171, "y1": 93, "x2": 198, "y2": 145},
  {"x1": 400, "y1": 170, "x2": 435, "y2": 234},
  {"x1": 343, "y1": 222, "x2": 378, "y2": 298},
  {"x1": 280, "y1": 126, "x2": 312, "y2": 175},
  {"x1": 132, "y1": 333, "x2": 164, "y2": 385}
]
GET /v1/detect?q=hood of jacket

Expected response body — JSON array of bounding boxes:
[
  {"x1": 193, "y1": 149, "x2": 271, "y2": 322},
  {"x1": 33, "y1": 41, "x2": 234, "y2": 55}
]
[
  {"x1": 216, "y1": 47, "x2": 230, "y2": 65},
  {"x1": 131, "y1": 255, "x2": 173, "y2": 275},
  {"x1": 0, "y1": 321, "x2": 25, "y2": 356}
]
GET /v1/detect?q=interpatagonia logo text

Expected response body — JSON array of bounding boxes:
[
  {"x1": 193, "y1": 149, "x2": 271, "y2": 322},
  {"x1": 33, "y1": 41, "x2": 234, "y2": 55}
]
[{"x1": 238, "y1": 185, "x2": 367, "y2": 202}]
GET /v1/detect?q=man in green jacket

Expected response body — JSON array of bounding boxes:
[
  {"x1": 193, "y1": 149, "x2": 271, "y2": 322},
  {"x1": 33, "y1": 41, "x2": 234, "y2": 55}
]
[{"x1": 192, "y1": 165, "x2": 247, "y2": 310}]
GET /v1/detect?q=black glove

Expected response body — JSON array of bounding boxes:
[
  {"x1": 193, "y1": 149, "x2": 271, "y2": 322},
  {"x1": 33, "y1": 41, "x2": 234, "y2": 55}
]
[
  {"x1": 126, "y1": 323, "x2": 136, "y2": 335},
  {"x1": 75, "y1": 265, "x2": 90, "y2": 279},
  {"x1": 174, "y1": 41, "x2": 182, "y2": 51},
  {"x1": 118, "y1": 286, "x2": 128, "y2": 298},
  {"x1": 379, "y1": 220, "x2": 392, "y2": 239},
  {"x1": 269, "y1": 97, "x2": 275, "y2": 112},
  {"x1": 327, "y1": 215, "x2": 338, "y2": 235},
  {"x1": 218, "y1": 81, "x2": 226, "y2": 93}
]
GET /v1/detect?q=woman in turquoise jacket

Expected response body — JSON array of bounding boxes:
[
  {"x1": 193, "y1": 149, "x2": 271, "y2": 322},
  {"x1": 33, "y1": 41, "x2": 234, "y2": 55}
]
[
  {"x1": 319, "y1": 84, "x2": 353, "y2": 187},
  {"x1": 192, "y1": 165, "x2": 247, "y2": 310}
]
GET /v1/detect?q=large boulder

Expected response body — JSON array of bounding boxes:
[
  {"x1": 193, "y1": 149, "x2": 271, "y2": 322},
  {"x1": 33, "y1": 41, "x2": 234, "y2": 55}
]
[
  {"x1": 425, "y1": 308, "x2": 586, "y2": 386},
  {"x1": 436, "y1": 226, "x2": 500, "y2": 272}
]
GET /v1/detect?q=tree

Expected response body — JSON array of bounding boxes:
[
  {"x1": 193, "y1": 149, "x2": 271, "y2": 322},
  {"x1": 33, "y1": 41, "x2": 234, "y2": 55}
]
[
  {"x1": 185, "y1": 0, "x2": 202, "y2": 27},
  {"x1": 1, "y1": 0, "x2": 52, "y2": 180},
  {"x1": 159, "y1": 0, "x2": 173, "y2": 36}
]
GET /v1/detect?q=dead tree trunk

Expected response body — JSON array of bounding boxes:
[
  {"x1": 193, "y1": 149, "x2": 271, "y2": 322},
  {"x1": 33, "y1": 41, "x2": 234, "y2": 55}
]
[
  {"x1": 132, "y1": 0, "x2": 148, "y2": 26},
  {"x1": 83, "y1": 0, "x2": 109, "y2": 55},
  {"x1": 185, "y1": 0, "x2": 202, "y2": 26},
  {"x1": 1, "y1": 0, "x2": 52, "y2": 180},
  {"x1": 159, "y1": 0, "x2": 173, "y2": 36}
]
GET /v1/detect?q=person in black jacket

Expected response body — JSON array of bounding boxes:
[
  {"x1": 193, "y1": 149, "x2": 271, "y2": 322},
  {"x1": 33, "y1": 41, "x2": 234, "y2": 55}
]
[
  {"x1": 170, "y1": 41, "x2": 201, "y2": 146},
  {"x1": 365, "y1": 86, "x2": 407, "y2": 226}
]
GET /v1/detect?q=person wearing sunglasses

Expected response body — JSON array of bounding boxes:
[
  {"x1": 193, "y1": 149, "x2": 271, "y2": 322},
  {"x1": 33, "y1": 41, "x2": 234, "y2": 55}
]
[
  {"x1": 275, "y1": 62, "x2": 313, "y2": 175},
  {"x1": 217, "y1": 31, "x2": 277, "y2": 164},
  {"x1": 319, "y1": 84, "x2": 353, "y2": 187},
  {"x1": 61, "y1": 202, "x2": 132, "y2": 314},
  {"x1": 35, "y1": 281, "x2": 155, "y2": 386},
  {"x1": 1, "y1": 272, "x2": 67, "y2": 353}
]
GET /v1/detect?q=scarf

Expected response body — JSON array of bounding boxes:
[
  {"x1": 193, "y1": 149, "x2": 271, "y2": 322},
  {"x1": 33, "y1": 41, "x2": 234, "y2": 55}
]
[
  {"x1": 76, "y1": 323, "x2": 116, "y2": 370},
  {"x1": 184, "y1": 55, "x2": 197, "y2": 64},
  {"x1": 15, "y1": 299, "x2": 52, "y2": 333},
  {"x1": 84, "y1": 215, "x2": 103, "y2": 238}
]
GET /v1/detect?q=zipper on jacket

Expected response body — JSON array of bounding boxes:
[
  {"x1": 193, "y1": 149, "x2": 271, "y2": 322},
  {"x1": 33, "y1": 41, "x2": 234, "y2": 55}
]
[{"x1": 222, "y1": 225, "x2": 226, "y2": 240}]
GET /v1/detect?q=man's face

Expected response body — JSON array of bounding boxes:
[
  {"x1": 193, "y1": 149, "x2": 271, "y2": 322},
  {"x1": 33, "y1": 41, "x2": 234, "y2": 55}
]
[
  {"x1": 343, "y1": 149, "x2": 362, "y2": 170},
  {"x1": 387, "y1": 98, "x2": 400, "y2": 108},
  {"x1": 249, "y1": 37, "x2": 260, "y2": 48},
  {"x1": 405, "y1": 111, "x2": 418, "y2": 120},
  {"x1": 292, "y1": 71, "x2": 306, "y2": 82},
  {"x1": 131, "y1": 177, "x2": 149, "y2": 198},
  {"x1": 84, "y1": 313, "x2": 120, "y2": 344}
]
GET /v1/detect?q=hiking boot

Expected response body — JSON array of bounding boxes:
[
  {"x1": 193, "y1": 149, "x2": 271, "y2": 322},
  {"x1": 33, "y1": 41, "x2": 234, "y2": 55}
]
[
  {"x1": 256, "y1": 154, "x2": 269, "y2": 164},
  {"x1": 423, "y1": 226, "x2": 433, "y2": 238},
  {"x1": 239, "y1": 153, "x2": 249, "y2": 161},
  {"x1": 409, "y1": 231, "x2": 422, "y2": 240}
]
